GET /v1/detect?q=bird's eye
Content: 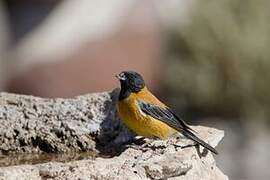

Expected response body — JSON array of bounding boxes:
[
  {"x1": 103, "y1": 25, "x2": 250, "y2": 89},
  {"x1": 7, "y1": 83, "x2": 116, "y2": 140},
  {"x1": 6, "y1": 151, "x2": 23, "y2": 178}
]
[{"x1": 117, "y1": 72, "x2": 127, "y2": 81}]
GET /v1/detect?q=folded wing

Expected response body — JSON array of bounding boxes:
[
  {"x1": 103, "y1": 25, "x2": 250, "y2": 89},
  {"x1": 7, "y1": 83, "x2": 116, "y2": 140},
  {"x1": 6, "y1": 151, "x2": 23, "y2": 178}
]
[{"x1": 138, "y1": 100, "x2": 218, "y2": 154}]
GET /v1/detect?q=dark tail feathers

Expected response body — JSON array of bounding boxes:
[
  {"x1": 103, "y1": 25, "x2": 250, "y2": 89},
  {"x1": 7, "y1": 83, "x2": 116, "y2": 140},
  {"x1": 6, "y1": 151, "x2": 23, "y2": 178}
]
[{"x1": 183, "y1": 130, "x2": 218, "y2": 155}]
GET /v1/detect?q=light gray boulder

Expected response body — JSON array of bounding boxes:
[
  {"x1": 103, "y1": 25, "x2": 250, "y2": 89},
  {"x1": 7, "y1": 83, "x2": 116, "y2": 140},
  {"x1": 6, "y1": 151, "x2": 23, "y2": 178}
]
[{"x1": 0, "y1": 90, "x2": 228, "y2": 179}]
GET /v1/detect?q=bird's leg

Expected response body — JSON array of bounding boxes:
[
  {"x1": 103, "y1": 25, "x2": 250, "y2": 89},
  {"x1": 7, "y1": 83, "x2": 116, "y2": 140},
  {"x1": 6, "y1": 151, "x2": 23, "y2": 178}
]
[
  {"x1": 126, "y1": 136, "x2": 168, "y2": 152},
  {"x1": 132, "y1": 136, "x2": 146, "y2": 145},
  {"x1": 141, "y1": 137, "x2": 159, "y2": 148},
  {"x1": 125, "y1": 136, "x2": 147, "y2": 150},
  {"x1": 126, "y1": 136, "x2": 146, "y2": 145},
  {"x1": 139, "y1": 137, "x2": 170, "y2": 152},
  {"x1": 126, "y1": 137, "x2": 157, "y2": 151}
]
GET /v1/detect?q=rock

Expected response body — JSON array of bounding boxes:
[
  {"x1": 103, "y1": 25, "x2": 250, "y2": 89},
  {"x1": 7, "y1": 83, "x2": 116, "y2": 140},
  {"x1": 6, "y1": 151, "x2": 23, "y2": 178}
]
[
  {"x1": 0, "y1": 126, "x2": 227, "y2": 180},
  {"x1": 0, "y1": 165, "x2": 40, "y2": 180},
  {"x1": 0, "y1": 89, "x2": 133, "y2": 154},
  {"x1": 0, "y1": 90, "x2": 228, "y2": 179}
]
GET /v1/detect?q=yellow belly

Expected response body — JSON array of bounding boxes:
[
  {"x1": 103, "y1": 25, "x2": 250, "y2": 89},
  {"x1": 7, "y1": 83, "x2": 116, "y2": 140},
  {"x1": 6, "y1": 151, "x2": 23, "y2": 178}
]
[{"x1": 117, "y1": 95, "x2": 177, "y2": 139}]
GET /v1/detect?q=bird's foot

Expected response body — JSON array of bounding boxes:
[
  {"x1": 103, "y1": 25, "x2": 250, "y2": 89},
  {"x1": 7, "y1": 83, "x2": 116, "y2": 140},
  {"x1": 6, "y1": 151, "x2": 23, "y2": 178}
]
[
  {"x1": 142, "y1": 139, "x2": 164, "y2": 147},
  {"x1": 125, "y1": 138, "x2": 166, "y2": 151},
  {"x1": 125, "y1": 137, "x2": 148, "y2": 151}
]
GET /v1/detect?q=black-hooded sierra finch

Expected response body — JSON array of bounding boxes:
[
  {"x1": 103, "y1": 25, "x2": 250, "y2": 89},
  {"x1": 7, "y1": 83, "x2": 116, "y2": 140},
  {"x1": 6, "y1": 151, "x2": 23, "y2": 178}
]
[{"x1": 116, "y1": 71, "x2": 218, "y2": 154}]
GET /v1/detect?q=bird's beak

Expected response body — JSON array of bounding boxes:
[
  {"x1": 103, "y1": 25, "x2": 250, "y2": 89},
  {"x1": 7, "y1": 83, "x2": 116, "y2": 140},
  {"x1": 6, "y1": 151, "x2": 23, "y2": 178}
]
[{"x1": 115, "y1": 74, "x2": 126, "y2": 81}]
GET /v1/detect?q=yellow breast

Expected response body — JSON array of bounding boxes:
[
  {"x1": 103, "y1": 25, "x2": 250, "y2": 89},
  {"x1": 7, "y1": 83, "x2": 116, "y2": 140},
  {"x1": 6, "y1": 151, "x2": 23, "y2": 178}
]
[{"x1": 117, "y1": 88, "x2": 177, "y2": 139}]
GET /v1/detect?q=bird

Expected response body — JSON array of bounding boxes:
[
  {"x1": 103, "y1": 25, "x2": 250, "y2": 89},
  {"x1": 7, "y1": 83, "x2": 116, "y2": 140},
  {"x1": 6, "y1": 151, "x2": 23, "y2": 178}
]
[{"x1": 116, "y1": 71, "x2": 218, "y2": 154}]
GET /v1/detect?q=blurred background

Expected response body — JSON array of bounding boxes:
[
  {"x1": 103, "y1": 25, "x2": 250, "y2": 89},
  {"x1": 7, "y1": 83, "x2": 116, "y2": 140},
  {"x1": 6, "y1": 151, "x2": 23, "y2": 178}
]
[{"x1": 0, "y1": 0, "x2": 269, "y2": 179}]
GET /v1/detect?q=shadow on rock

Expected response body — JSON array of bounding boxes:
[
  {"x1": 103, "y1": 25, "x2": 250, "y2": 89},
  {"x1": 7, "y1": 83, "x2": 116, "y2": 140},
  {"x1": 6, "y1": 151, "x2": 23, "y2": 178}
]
[{"x1": 95, "y1": 88, "x2": 136, "y2": 157}]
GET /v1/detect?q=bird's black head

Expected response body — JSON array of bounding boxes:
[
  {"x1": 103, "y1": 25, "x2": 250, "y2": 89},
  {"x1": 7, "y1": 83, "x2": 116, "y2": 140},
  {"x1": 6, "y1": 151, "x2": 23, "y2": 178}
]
[{"x1": 116, "y1": 71, "x2": 145, "y2": 100}]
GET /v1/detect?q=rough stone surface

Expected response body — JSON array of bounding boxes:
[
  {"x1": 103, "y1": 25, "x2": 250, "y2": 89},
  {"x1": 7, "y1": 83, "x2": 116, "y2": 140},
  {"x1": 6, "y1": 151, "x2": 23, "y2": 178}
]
[
  {"x1": 0, "y1": 89, "x2": 132, "y2": 155},
  {"x1": 0, "y1": 90, "x2": 228, "y2": 179},
  {"x1": 0, "y1": 126, "x2": 227, "y2": 180}
]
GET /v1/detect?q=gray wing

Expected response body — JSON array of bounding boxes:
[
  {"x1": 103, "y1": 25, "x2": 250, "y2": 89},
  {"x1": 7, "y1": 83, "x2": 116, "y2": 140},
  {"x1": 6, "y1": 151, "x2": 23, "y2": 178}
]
[
  {"x1": 137, "y1": 100, "x2": 218, "y2": 154},
  {"x1": 137, "y1": 100, "x2": 195, "y2": 133}
]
